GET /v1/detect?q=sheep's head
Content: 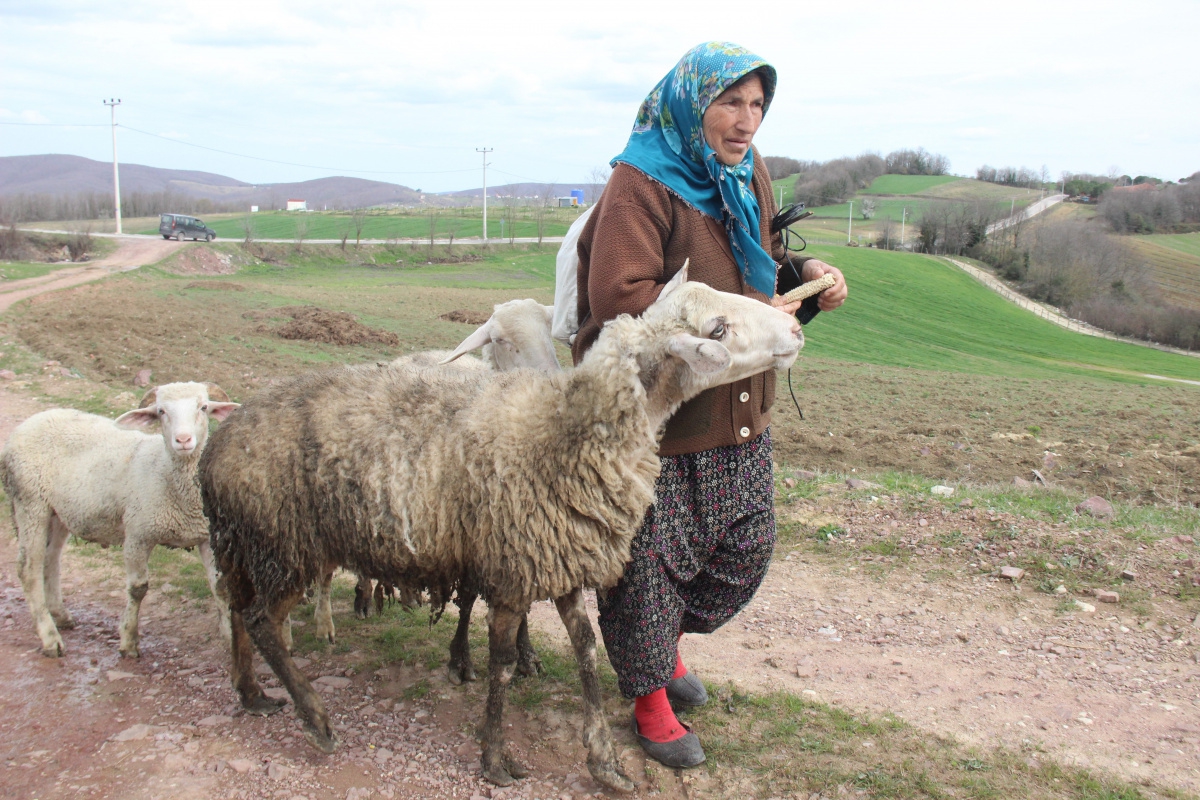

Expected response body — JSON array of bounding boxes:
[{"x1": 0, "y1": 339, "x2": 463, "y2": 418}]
[
  {"x1": 114, "y1": 382, "x2": 240, "y2": 457},
  {"x1": 440, "y1": 298, "x2": 561, "y2": 373},
  {"x1": 640, "y1": 261, "x2": 803, "y2": 399}
]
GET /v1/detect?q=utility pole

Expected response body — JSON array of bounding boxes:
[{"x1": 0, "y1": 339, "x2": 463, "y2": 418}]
[
  {"x1": 847, "y1": 201, "x2": 853, "y2": 244},
  {"x1": 104, "y1": 98, "x2": 122, "y2": 234},
  {"x1": 901, "y1": 207, "x2": 907, "y2": 248},
  {"x1": 476, "y1": 147, "x2": 493, "y2": 242}
]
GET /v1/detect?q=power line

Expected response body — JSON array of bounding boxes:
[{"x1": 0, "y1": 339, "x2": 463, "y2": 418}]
[
  {"x1": 117, "y1": 125, "x2": 479, "y2": 176},
  {"x1": 0, "y1": 121, "x2": 106, "y2": 127}
]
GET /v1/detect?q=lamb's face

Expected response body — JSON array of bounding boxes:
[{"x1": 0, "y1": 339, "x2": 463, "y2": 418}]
[
  {"x1": 644, "y1": 267, "x2": 804, "y2": 394},
  {"x1": 115, "y1": 382, "x2": 240, "y2": 458},
  {"x1": 485, "y1": 299, "x2": 562, "y2": 373}
]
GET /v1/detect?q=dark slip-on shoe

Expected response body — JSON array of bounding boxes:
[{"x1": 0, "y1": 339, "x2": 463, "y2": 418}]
[
  {"x1": 632, "y1": 714, "x2": 706, "y2": 769},
  {"x1": 666, "y1": 670, "x2": 709, "y2": 709}
]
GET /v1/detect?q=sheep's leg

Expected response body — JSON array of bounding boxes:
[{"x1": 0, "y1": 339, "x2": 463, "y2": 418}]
[
  {"x1": 196, "y1": 541, "x2": 231, "y2": 644},
  {"x1": 353, "y1": 574, "x2": 372, "y2": 619},
  {"x1": 312, "y1": 570, "x2": 335, "y2": 644},
  {"x1": 14, "y1": 503, "x2": 64, "y2": 657},
  {"x1": 373, "y1": 581, "x2": 384, "y2": 616},
  {"x1": 480, "y1": 604, "x2": 529, "y2": 786},
  {"x1": 399, "y1": 583, "x2": 422, "y2": 609},
  {"x1": 516, "y1": 615, "x2": 543, "y2": 677},
  {"x1": 554, "y1": 587, "x2": 634, "y2": 793},
  {"x1": 448, "y1": 590, "x2": 478, "y2": 685},
  {"x1": 225, "y1": 570, "x2": 286, "y2": 717},
  {"x1": 118, "y1": 540, "x2": 152, "y2": 658},
  {"x1": 244, "y1": 592, "x2": 338, "y2": 754},
  {"x1": 44, "y1": 515, "x2": 74, "y2": 630}
]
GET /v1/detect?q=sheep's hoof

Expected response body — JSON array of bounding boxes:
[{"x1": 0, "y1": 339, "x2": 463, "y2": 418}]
[
  {"x1": 517, "y1": 649, "x2": 543, "y2": 678},
  {"x1": 589, "y1": 761, "x2": 636, "y2": 793},
  {"x1": 40, "y1": 640, "x2": 65, "y2": 658},
  {"x1": 447, "y1": 662, "x2": 477, "y2": 685},
  {"x1": 244, "y1": 695, "x2": 287, "y2": 716},
  {"x1": 119, "y1": 644, "x2": 140, "y2": 659},
  {"x1": 51, "y1": 611, "x2": 76, "y2": 630},
  {"x1": 482, "y1": 753, "x2": 528, "y2": 787},
  {"x1": 302, "y1": 722, "x2": 339, "y2": 754}
]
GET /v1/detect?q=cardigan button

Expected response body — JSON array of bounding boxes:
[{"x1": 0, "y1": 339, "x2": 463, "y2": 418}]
[
  {"x1": 739, "y1": 392, "x2": 750, "y2": 403},
  {"x1": 739, "y1": 426, "x2": 750, "y2": 438}
]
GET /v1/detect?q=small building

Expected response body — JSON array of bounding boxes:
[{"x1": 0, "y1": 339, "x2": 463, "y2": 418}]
[
  {"x1": 570, "y1": 189, "x2": 585, "y2": 205},
  {"x1": 286, "y1": 199, "x2": 307, "y2": 211}
]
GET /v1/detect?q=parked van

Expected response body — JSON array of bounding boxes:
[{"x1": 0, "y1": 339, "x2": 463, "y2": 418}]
[{"x1": 160, "y1": 214, "x2": 216, "y2": 242}]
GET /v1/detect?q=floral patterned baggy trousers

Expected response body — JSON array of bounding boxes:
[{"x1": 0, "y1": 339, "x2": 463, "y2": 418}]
[{"x1": 597, "y1": 429, "x2": 776, "y2": 699}]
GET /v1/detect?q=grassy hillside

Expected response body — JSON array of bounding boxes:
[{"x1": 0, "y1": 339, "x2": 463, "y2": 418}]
[
  {"x1": 861, "y1": 175, "x2": 961, "y2": 195},
  {"x1": 802, "y1": 243, "x2": 1198, "y2": 382},
  {"x1": 1127, "y1": 235, "x2": 1200, "y2": 311},
  {"x1": 134, "y1": 209, "x2": 580, "y2": 241}
]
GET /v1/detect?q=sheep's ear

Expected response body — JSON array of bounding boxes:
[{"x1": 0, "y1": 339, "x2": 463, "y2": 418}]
[
  {"x1": 658, "y1": 259, "x2": 689, "y2": 302},
  {"x1": 137, "y1": 387, "x2": 159, "y2": 409},
  {"x1": 205, "y1": 402, "x2": 240, "y2": 422},
  {"x1": 115, "y1": 407, "x2": 159, "y2": 430},
  {"x1": 440, "y1": 321, "x2": 494, "y2": 364},
  {"x1": 204, "y1": 383, "x2": 231, "y2": 403},
  {"x1": 541, "y1": 304, "x2": 554, "y2": 324},
  {"x1": 668, "y1": 332, "x2": 730, "y2": 374}
]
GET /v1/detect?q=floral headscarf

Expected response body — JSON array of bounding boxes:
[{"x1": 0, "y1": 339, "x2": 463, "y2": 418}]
[{"x1": 612, "y1": 42, "x2": 778, "y2": 296}]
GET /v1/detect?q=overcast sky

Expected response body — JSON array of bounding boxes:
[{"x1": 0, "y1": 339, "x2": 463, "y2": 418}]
[{"x1": 1, "y1": 0, "x2": 1196, "y2": 193}]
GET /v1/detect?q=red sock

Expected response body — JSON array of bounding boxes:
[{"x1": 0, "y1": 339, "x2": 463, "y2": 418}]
[
  {"x1": 634, "y1": 688, "x2": 687, "y2": 743},
  {"x1": 671, "y1": 648, "x2": 687, "y2": 680}
]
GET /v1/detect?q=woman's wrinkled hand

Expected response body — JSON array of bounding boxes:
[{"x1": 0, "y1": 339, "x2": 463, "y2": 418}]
[{"x1": 800, "y1": 260, "x2": 848, "y2": 311}]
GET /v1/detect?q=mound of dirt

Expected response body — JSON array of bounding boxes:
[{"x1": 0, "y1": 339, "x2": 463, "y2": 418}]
[
  {"x1": 184, "y1": 281, "x2": 244, "y2": 291},
  {"x1": 439, "y1": 309, "x2": 490, "y2": 325},
  {"x1": 270, "y1": 306, "x2": 399, "y2": 347},
  {"x1": 167, "y1": 247, "x2": 236, "y2": 275}
]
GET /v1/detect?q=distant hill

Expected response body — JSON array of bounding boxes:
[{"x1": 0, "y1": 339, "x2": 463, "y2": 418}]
[
  {"x1": 0, "y1": 154, "x2": 424, "y2": 210},
  {"x1": 440, "y1": 182, "x2": 605, "y2": 202}
]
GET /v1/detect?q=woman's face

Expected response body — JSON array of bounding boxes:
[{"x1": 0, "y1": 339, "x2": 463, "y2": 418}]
[{"x1": 701, "y1": 72, "x2": 765, "y2": 166}]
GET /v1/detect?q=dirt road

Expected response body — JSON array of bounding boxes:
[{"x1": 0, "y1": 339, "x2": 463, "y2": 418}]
[{"x1": 0, "y1": 238, "x2": 180, "y2": 313}]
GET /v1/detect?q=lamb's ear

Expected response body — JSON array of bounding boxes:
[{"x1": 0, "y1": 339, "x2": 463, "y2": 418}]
[
  {"x1": 205, "y1": 402, "x2": 240, "y2": 422},
  {"x1": 541, "y1": 304, "x2": 554, "y2": 324},
  {"x1": 440, "y1": 320, "x2": 495, "y2": 364},
  {"x1": 115, "y1": 407, "x2": 159, "y2": 430},
  {"x1": 137, "y1": 387, "x2": 159, "y2": 409},
  {"x1": 668, "y1": 332, "x2": 730, "y2": 374},
  {"x1": 657, "y1": 259, "x2": 690, "y2": 302},
  {"x1": 204, "y1": 383, "x2": 231, "y2": 403}
]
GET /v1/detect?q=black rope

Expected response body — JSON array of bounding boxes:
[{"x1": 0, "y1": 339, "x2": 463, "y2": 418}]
[{"x1": 771, "y1": 204, "x2": 815, "y2": 421}]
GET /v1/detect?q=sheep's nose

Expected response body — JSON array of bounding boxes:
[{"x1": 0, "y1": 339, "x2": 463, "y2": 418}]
[
  {"x1": 789, "y1": 319, "x2": 802, "y2": 338},
  {"x1": 175, "y1": 433, "x2": 194, "y2": 448}
]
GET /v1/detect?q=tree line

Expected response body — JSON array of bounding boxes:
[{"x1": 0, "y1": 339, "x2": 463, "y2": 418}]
[
  {"x1": 0, "y1": 191, "x2": 245, "y2": 224},
  {"x1": 762, "y1": 148, "x2": 952, "y2": 209}
]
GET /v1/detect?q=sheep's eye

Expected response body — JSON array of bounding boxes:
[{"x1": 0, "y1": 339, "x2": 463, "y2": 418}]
[
  {"x1": 157, "y1": 408, "x2": 165, "y2": 416},
  {"x1": 201, "y1": 404, "x2": 208, "y2": 412},
  {"x1": 710, "y1": 322, "x2": 726, "y2": 339}
]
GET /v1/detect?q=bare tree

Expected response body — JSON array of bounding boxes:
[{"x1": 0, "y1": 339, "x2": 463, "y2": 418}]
[
  {"x1": 536, "y1": 183, "x2": 557, "y2": 247},
  {"x1": 586, "y1": 167, "x2": 611, "y2": 204},
  {"x1": 352, "y1": 209, "x2": 367, "y2": 249},
  {"x1": 241, "y1": 214, "x2": 256, "y2": 244},
  {"x1": 293, "y1": 216, "x2": 309, "y2": 253},
  {"x1": 860, "y1": 198, "x2": 876, "y2": 220}
]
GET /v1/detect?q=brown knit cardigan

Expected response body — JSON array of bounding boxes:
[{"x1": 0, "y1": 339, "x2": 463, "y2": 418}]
[{"x1": 571, "y1": 148, "x2": 812, "y2": 457}]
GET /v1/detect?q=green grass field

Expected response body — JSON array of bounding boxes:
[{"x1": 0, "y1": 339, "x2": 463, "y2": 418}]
[
  {"x1": 133, "y1": 209, "x2": 580, "y2": 241},
  {"x1": 801, "y1": 243, "x2": 1199, "y2": 382},
  {"x1": 1127, "y1": 236, "x2": 1200, "y2": 311},
  {"x1": 1145, "y1": 231, "x2": 1200, "y2": 258},
  {"x1": 861, "y1": 175, "x2": 962, "y2": 195}
]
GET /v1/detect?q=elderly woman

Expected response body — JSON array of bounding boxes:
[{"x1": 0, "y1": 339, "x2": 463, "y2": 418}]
[{"x1": 572, "y1": 42, "x2": 848, "y2": 768}]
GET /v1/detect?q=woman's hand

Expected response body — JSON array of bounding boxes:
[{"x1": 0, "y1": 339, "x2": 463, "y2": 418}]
[{"x1": 800, "y1": 259, "x2": 847, "y2": 311}]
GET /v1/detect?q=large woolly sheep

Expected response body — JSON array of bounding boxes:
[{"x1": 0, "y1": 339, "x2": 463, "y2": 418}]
[
  {"x1": 0, "y1": 382, "x2": 239, "y2": 658},
  {"x1": 308, "y1": 297, "x2": 561, "y2": 680},
  {"x1": 199, "y1": 266, "x2": 803, "y2": 790}
]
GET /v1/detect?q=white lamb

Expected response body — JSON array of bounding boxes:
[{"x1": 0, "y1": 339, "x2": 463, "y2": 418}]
[{"x1": 0, "y1": 382, "x2": 239, "y2": 658}]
